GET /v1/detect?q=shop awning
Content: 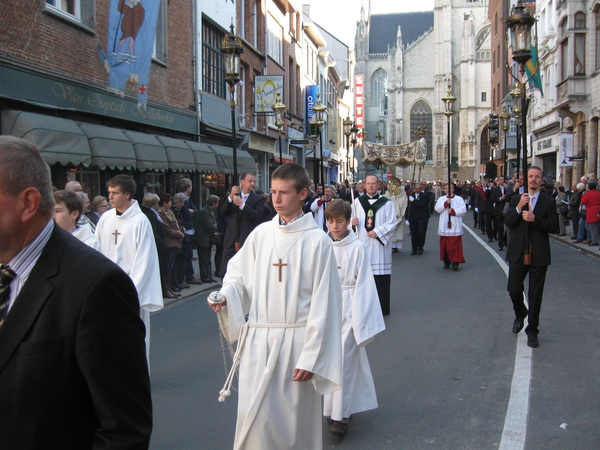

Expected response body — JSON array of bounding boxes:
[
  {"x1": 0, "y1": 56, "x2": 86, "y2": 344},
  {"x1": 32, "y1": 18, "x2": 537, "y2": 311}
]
[
  {"x1": 208, "y1": 144, "x2": 256, "y2": 175},
  {"x1": 185, "y1": 141, "x2": 221, "y2": 173},
  {"x1": 78, "y1": 123, "x2": 136, "y2": 170},
  {"x1": 122, "y1": 130, "x2": 169, "y2": 172},
  {"x1": 1, "y1": 110, "x2": 92, "y2": 167},
  {"x1": 155, "y1": 135, "x2": 196, "y2": 172}
]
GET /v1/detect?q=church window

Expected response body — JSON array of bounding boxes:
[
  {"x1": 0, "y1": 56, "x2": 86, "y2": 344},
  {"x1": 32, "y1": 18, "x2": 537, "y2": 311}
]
[
  {"x1": 575, "y1": 12, "x2": 586, "y2": 29},
  {"x1": 410, "y1": 100, "x2": 433, "y2": 160},
  {"x1": 575, "y1": 33, "x2": 585, "y2": 74},
  {"x1": 370, "y1": 69, "x2": 388, "y2": 109}
]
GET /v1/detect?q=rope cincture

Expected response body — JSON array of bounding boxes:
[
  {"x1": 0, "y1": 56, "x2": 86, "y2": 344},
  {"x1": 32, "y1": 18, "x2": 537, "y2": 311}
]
[{"x1": 217, "y1": 321, "x2": 307, "y2": 402}]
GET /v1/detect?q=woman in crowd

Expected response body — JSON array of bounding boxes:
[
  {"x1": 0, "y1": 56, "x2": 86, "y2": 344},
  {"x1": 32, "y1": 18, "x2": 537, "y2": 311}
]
[
  {"x1": 86, "y1": 195, "x2": 109, "y2": 225},
  {"x1": 158, "y1": 193, "x2": 185, "y2": 294}
]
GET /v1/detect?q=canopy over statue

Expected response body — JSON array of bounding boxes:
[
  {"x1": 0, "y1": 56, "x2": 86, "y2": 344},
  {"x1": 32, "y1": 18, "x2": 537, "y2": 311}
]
[{"x1": 363, "y1": 137, "x2": 427, "y2": 168}]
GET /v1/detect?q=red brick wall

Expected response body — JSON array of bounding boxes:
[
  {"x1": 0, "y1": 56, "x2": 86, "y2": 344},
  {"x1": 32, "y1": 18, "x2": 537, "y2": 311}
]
[{"x1": 0, "y1": 0, "x2": 194, "y2": 112}]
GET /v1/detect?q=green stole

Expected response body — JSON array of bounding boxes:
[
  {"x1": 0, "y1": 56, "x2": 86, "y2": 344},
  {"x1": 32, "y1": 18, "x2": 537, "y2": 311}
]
[{"x1": 358, "y1": 194, "x2": 390, "y2": 232}]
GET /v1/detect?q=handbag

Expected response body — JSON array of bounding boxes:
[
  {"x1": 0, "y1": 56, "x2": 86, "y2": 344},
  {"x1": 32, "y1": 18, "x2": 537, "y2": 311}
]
[{"x1": 210, "y1": 232, "x2": 222, "y2": 245}]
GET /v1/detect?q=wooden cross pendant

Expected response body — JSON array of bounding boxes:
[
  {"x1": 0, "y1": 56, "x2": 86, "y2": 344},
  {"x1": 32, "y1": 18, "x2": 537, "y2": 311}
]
[
  {"x1": 112, "y1": 229, "x2": 121, "y2": 245},
  {"x1": 272, "y1": 258, "x2": 287, "y2": 282}
]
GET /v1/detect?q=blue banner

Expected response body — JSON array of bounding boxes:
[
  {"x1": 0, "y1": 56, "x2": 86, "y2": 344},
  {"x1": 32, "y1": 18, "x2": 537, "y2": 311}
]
[
  {"x1": 98, "y1": 0, "x2": 160, "y2": 107},
  {"x1": 305, "y1": 85, "x2": 318, "y2": 135}
]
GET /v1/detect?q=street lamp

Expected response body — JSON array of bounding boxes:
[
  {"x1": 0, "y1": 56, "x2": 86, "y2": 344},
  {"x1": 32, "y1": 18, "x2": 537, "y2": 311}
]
[
  {"x1": 350, "y1": 123, "x2": 359, "y2": 176},
  {"x1": 442, "y1": 84, "x2": 456, "y2": 229},
  {"x1": 272, "y1": 95, "x2": 286, "y2": 167},
  {"x1": 312, "y1": 94, "x2": 327, "y2": 186},
  {"x1": 499, "y1": 107, "x2": 511, "y2": 177},
  {"x1": 506, "y1": 0, "x2": 536, "y2": 265},
  {"x1": 343, "y1": 116, "x2": 353, "y2": 181},
  {"x1": 221, "y1": 24, "x2": 244, "y2": 184}
]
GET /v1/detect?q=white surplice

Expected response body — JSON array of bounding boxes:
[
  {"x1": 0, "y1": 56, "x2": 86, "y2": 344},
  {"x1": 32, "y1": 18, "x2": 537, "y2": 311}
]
[
  {"x1": 310, "y1": 197, "x2": 329, "y2": 231},
  {"x1": 434, "y1": 195, "x2": 467, "y2": 236},
  {"x1": 95, "y1": 200, "x2": 163, "y2": 360},
  {"x1": 352, "y1": 196, "x2": 398, "y2": 274},
  {"x1": 73, "y1": 223, "x2": 101, "y2": 252},
  {"x1": 384, "y1": 189, "x2": 408, "y2": 247},
  {"x1": 323, "y1": 230, "x2": 385, "y2": 421},
  {"x1": 218, "y1": 214, "x2": 343, "y2": 450}
]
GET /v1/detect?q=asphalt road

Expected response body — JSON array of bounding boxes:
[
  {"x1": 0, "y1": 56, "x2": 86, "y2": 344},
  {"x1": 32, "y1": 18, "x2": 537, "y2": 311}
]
[{"x1": 149, "y1": 215, "x2": 600, "y2": 450}]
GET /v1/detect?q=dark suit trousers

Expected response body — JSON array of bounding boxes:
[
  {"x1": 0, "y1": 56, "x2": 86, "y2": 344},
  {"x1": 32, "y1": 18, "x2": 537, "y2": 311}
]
[
  {"x1": 374, "y1": 274, "x2": 391, "y2": 316},
  {"x1": 220, "y1": 246, "x2": 237, "y2": 278},
  {"x1": 198, "y1": 245, "x2": 211, "y2": 281},
  {"x1": 494, "y1": 214, "x2": 505, "y2": 247},
  {"x1": 507, "y1": 261, "x2": 548, "y2": 336},
  {"x1": 410, "y1": 220, "x2": 428, "y2": 252},
  {"x1": 486, "y1": 213, "x2": 496, "y2": 241},
  {"x1": 178, "y1": 235, "x2": 194, "y2": 282}
]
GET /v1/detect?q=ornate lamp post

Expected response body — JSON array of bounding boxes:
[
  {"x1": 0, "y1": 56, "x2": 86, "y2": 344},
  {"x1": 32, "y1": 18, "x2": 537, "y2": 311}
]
[
  {"x1": 312, "y1": 95, "x2": 327, "y2": 186},
  {"x1": 376, "y1": 130, "x2": 384, "y2": 178},
  {"x1": 442, "y1": 84, "x2": 457, "y2": 229},
  {"x1": 350, "y1": 123, "x2": 359, "y2": 177},
  {"x1": 221, "y1": 24, "x2": 244, "y2": 183},
  {"x1": 272, "y1": 95, "x2": 286, "y2": 167},
  {"x1": 506, "y1": 0, "x2": 536, "y2": 264},
  {"x1": 499, "y1": 107, "x2": 511, "y2": 177},
  {"x1": 343, "y1": 116, "x2": 353, "y2": 181}
]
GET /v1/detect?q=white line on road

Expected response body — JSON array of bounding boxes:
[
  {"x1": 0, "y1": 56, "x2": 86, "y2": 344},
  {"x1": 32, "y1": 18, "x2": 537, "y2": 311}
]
[{"x1": 463, "y1": 225, "x2": 531, "y2": 450}]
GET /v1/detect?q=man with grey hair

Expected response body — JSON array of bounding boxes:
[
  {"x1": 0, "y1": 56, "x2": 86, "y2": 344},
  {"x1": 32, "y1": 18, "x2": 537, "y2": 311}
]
[
  {"x1": 195, "y1": 194, "x2": 220, "y2": 283},
  {"x1": 310, "y1": 184, "x2": 335, "y2": 231},
  {"x1": 75, "y1": 190, "x2": 96, "y2": 232},
  {"x1": 0, "y1": 136, "x2": 152, "y2": 448},
  {"x1": 65, "y1": 180, "x2": 83, "y2": 192}
]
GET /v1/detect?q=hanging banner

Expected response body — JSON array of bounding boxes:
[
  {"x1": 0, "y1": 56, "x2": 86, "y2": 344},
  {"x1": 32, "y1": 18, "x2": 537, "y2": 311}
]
[
  {"x1": 305, "y1": 85, "x2": 319, "y2": 135},
  {"x1": 354, "y1": 75, "x2": 364, "y2": 145},
  {"x1": 98, "y1": 0, "x2": 160, "y2": 108},
  {"x1": 255, "y1": 75, "x2": 284, "y2": 113},
  {"x1": 363, "y1": 138, "x2": 427, "y2": 168},
  {"x1": 559, "y1": 133, "x2": 573, "y2": 167}
]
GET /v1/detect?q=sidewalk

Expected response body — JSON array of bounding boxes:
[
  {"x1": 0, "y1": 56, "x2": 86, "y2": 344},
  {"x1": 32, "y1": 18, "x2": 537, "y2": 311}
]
[
  {"x1": 162, "y1": 251, "x2": 221, "y2": 307},
  {"x1": 550, "y1": 232, "x2": 600, "y2": 260}
]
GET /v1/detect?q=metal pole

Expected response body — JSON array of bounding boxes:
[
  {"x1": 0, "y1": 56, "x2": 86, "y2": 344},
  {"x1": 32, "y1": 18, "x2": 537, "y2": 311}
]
[
  {"x1": 319, "y1": 126, "x2": 324, "y2": 185},
  {"x1": 447, "y1": 116, "x2": 452, "y2": 229},
  {"x1": 230, "y1": 87, "x2": 238, "y2": 184},
  {"x1": 278, "y1": 130, "x2": 283, "y2": 167}
]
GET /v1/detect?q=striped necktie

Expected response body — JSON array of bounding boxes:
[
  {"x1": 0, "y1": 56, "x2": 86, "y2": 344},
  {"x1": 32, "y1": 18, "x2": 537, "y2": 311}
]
[{"x1": 0, "y1": 265, "x2": 16, "y2": 328}]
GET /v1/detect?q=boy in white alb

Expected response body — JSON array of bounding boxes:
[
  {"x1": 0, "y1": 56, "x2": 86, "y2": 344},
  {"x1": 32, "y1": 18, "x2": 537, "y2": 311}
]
[
  {"x1": 324, "y1": 199, "x2": 386, "y2": 437},
  {"x1": 95, "y1": 175, "x2": 163, "y2": 362},
  {"x1": 208, "y1": 163, "x2": 343, "y2": 450}
]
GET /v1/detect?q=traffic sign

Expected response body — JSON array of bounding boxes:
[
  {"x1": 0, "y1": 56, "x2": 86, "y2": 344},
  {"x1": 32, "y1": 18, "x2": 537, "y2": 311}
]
[{"x1": 387, "y1": 172, "x2": 392, "y2": 178}]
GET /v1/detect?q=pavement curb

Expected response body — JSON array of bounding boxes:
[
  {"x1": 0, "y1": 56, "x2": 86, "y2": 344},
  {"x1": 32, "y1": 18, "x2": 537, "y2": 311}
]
[
  {"x1": 550, "y1": 233, "x2": 600, "y2": 260},
  {"x1": 162, "y1": 280, "x2": 221, "y2": 307}
]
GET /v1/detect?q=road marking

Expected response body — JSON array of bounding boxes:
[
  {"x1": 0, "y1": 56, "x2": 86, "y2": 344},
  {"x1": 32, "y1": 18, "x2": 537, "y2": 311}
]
[{"x1": 463, "y1": 225, "x2": 531, "y2": 450}]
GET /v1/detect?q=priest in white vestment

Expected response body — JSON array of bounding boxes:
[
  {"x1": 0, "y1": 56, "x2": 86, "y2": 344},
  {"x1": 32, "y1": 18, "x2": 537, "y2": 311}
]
[
  {"x1": 310, "y1": 184, "x2": 334, "y2": 231},
  {"x1": 323, "y1": 200, "x2": 385, "y2": 437},
  {"x1": 209, "y1": 163, "x2": 343, "y2": 450},
  {"x1": 384, "y1": 178, "x2": 408, "y2": 251},
  {"x1": 95, "y1": 175, "x2": 163, "y2": 362},
  {"x1": 352, "y1": 174, "x2": 398, "y2": 315}
]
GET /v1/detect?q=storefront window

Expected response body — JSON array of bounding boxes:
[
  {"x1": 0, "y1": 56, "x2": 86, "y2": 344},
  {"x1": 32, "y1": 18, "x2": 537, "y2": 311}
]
[
  {"x1": 66, "y1": 168, "x2": 100, "y2": 200},
  {"x1": 142, "y1": 173, "x2": 165, "y2": 195}
]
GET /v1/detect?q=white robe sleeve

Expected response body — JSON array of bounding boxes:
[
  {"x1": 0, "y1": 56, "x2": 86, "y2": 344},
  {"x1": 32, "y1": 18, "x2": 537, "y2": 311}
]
[
  {"x1": 296, "y1": 236, "x2": 343, "y2": 394},
  {"x1": 131, "y1": 219, "x2": 163, "y2": 312},
  {"x1": 373, "y1": 202, "x2": 398, "y2": 246},
  {"x1": 351, "y1": 243, "x2": 386, "y2": 346}
]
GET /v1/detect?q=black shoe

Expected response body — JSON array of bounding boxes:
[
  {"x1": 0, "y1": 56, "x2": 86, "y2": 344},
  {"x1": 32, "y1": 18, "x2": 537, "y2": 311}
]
[
  {"x1": 443, "y1": 264, "x2": 450, "y2": 269},
  {"x1": 411, "y1": 251, "x2": 417, "y2": 255},
  {"x1": 498, "y1": 245, "x2": 504, "y2": 251},
  {"x1": 452, "y1": 262, "x2": 459, "y2": 271},
  {"x1": 171, "y1": 285, "x2": 182, "y2": 292},
  {"x1": 392, "y1": 248, "x2": 398, "y2": 253},
  {"x1": 512, "y1": 317, "x2": 526, "y2": 334},
  {"x1": 570, "y1": 236, "x2": 578, "y2": 239},
  {"x1": 330, "y1": 421, "x2": 348, "y2": 438},
  {"x1": 417, "y1": 249, "x2": 423, "y2": 255},
  {"x1": 488, "y1": 239, "x2": 494, "y2": 242},
  {"x1": 527, "y1": 335, "x2": 539, "y2": 347},
  {"x1": 187, "y1": 278, "x2": 203, "y2": 285}
]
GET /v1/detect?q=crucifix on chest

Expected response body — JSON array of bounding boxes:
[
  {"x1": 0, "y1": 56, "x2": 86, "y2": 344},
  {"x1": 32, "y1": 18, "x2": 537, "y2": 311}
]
[
  {"x1": 272, "y1": 258, "x2": 287, "y2": 282},
  {"x1": 112, "y1": 229, "x2": 121, "y2": 245}
]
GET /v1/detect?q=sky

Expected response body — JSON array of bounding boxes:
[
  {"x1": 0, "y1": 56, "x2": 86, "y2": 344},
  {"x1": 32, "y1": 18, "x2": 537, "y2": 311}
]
[{"x1": 302, "y1": 0, "x2": 436, "y2": 48}]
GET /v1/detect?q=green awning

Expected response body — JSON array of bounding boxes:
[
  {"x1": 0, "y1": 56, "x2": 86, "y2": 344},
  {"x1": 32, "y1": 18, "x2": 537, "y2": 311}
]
[
  {"x1": 184, "y1": 140, "x2": 221, "y2": 173},
  {"x1": 78, "y1": 123, "x2": 136, "y2": 170},
  {"x1": 1, "y1": 110, "x2": 92, "y2": 167},
  {"x1": 123, "y1": 130, "x2": 168, "y2": 172},
  {"x1": 155, "y1": 135, "x2": 196, "y2": 172},
  {"x1": 208, "y1": 144, "x2": 256, "y2": 175}
]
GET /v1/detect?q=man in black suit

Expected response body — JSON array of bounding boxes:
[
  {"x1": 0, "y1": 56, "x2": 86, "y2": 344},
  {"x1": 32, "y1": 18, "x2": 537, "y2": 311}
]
[
  {"x1": 195, "y1": 194, "x2": 219, "y2": 283},
  {"x1": 491, "y1": 177, "x2": 507, "y2": 250},
  {"x1": 0, "y1": 136, "x2": 152, "y2": 449},
  {"x1": 407, "y1": 182, "x2": 431, "y2": 255},
  {"x1": 220, "y1": 173, "x2": 266, "y2": 276},
  {"x1": 505, "y1": 166, "x2": 559, "y2": 348}
]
